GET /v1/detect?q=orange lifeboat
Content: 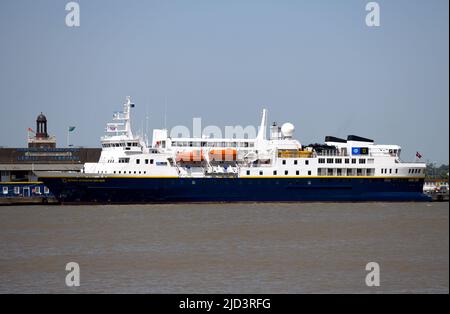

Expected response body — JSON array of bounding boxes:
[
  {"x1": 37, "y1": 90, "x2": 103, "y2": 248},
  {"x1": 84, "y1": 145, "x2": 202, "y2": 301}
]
[
  {"x1": 209, "y1": 149, "x2": 237, "y2": 161},
  {"x1": 176, "y1": 150, "x2": 204, "y2": 162}
]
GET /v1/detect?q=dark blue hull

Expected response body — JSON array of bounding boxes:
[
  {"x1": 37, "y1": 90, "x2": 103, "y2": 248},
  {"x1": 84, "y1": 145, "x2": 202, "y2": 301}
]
[{"x1": 38, "y1": 177, "x2": 431, "y2": 203}]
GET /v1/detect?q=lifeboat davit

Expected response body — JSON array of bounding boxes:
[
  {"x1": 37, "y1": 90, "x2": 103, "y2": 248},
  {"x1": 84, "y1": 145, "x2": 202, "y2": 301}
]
[
  {"x1": 176, "y1": 150, "x2": 205, "y2": 162},
  {"x1": 209, "y1": 149, "x2": 237, "y2": 161}
]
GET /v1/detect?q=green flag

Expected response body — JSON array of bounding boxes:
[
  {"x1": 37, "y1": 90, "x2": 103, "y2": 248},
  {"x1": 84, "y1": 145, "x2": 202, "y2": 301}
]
[{"x1": 68, "y1": 126, "x2": 76, "y2": 132}]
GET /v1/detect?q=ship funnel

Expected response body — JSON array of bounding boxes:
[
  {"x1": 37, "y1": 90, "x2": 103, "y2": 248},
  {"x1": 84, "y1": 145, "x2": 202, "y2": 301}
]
[{"x1": 256, "y1": 109, "x2": 268, "y2": 141}]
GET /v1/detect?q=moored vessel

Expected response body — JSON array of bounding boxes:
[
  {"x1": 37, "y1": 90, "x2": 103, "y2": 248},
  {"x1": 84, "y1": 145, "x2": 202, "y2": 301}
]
[{"x1": 36, "y1": 97, "x2": 430, "y2": 203}]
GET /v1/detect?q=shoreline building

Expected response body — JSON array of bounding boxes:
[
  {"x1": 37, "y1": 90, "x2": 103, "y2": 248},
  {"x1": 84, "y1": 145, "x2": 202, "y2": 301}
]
[
  {"x1": 0, "y1": 113, "x2": 101, "y2": 204},
  {"x1": 27, "y1": 112, "x2": 56, "y2": 148}
]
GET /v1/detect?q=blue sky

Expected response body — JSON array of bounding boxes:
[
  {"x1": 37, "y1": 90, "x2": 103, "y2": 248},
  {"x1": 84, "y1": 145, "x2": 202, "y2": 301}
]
[{"x1": 0, "y1": 0, "x2": 448, "y2": 164}]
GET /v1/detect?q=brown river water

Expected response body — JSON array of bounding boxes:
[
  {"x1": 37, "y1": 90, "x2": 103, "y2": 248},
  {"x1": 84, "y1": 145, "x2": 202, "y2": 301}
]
[{"x1": 0, "y1": 202, "x2": 448, "y2": 293}]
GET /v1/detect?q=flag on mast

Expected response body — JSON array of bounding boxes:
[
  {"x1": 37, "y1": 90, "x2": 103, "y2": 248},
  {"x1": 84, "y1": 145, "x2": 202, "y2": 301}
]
[
  {"x1": 67, "y1": 126, "x2": 76, "y2": 147},
  {"x1": 416, "y1": 152, "x2": 422, "y2": 159}
]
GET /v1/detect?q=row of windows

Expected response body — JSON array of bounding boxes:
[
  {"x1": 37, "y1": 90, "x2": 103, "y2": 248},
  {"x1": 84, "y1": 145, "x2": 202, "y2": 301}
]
[
  {"x1": 17, "y1": 156, "x2": 80, "y2": 161},
  {"x1": 170, "y1": 177, "x2": 417, "y2": 185},
  {"x1": 381, "y1": 168, "x2": 399, "y2": 174},
  {"x1": 317, "y1": 168, "x2": 375, "y2": 176},
  {"x1": 2, "y1": 186, "x2": 49, "y2": 195},
  {"x1": 115, "y1": 171, "x2": 146, "y2": 175},
  {"x1": 409, "y1": 168, "x2": 422, "y2": 174},
  {"x1": 118, "y1": 158, "x2": 166, "y2": 165},
  {"x1": 281, "y1": 160, "x2": 310, "y2": 166},
  {"x1": 136, "y1": 159, "x2": 154, "y2": 165},
  {"x1": 16, "y1": 148, "x2": 80, "y2": 152},
  {"x1": 318, "y1": 158, "x2": 370, "y2": 164},
  {"x1": 98, "y1": 162, "x2": 170, "y2": 174},
  {"x1": 102, "y1": 142, "x2": 139, "y2": 148},
  {"x1": 98, "y1": 170, "x2": 155, "y2": 175},
  {"x1": 246, "y1": 170, "x2": 313, "y2": 176},
  {"x1": 172, "y1": 141, "x2": 255, "y2": 148}
]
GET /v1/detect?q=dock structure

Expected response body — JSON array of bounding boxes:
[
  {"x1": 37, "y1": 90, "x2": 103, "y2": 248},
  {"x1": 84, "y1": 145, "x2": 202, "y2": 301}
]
[
  {"x1": 424, "y1": 179, "x2": 449, "y2": 202},
  {"x1": 0, "y1": 113, "x2": 101, "y2": 205}
]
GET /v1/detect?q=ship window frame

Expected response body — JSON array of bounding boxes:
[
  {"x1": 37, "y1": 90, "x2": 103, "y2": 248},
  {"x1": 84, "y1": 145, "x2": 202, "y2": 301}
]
[
  {"x1": 246, "y1": 170, "x2": 250, "y2": 175},
  {"x1": 305, "y1": 160, "x2": 309, "y2": 165},
  {"x1": 2, "y1": 186, "x2": 8, "y2": 195},
  {"x1": 273, "y1": 170, "x2": 277, "y2": 176},
  {"x1": 285, "y1": 170, "x2": 289, "y2": 175},
  {"x1": 14, "y1": 186, "x2": 20, "y2": 194},
  {"x1": 296, "y1": 170, "x2": 300, "y2": 175},
  {"x1": 136, "y1": 159, "x2": 140, "y2": 164},
  {"x1": 308, "y1": 170, "x2": 312, "y2": 176}
]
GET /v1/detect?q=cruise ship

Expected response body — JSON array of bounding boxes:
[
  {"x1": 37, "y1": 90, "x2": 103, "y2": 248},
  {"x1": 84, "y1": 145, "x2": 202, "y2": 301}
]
[{"x1": 36, "y1": 97, "x2": 430, "y2": 203}]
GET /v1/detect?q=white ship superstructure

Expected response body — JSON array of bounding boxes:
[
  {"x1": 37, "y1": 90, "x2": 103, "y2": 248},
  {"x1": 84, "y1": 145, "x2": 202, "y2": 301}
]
[{"x1": 83, "y1": 97, "x2": 426, "y2": 180}]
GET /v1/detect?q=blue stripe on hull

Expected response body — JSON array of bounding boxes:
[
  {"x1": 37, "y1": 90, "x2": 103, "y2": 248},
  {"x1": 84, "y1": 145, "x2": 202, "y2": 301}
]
[{"x1": 39, "y1": 177, "x2": 431, "y2": 203}]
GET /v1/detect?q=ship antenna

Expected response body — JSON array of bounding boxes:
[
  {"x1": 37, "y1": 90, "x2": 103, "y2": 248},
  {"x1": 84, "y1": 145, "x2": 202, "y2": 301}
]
[
  {"x1": 145, "y1": 106, "x2": 149, "y2": 147},
  {"x1": 256, "y1": 108, "x2": 268, "y2": 141},
  {"x1": 164, "y1": 96, "x2": 167, "y2": 130}
]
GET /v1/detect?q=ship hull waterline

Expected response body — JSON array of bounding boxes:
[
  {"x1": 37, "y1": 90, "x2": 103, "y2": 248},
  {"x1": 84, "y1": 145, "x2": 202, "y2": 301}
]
[{"x1": 38, "y1": 176, "x2": 431, "y2": 204}]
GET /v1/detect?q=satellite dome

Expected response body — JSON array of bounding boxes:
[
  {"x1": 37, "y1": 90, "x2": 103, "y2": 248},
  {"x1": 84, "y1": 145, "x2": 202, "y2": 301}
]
[{"x1": 281, "y1": 122, "x2": 295, "y2": 138}]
